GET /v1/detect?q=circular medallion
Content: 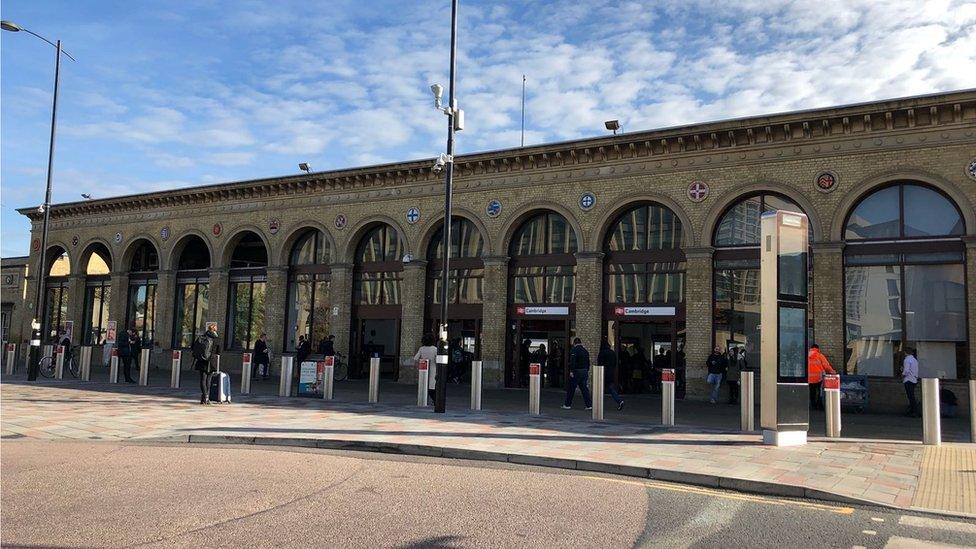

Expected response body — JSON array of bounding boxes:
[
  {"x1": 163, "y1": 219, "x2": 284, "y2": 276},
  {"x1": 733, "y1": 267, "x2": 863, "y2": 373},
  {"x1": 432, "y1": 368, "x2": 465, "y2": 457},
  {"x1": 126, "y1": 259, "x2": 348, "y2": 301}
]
[
  {"x1": 71, "y1": 235, "x2": 79, "y2": 247},
  {"x1": 113, "y1": 232, "x2": 123, "y2": 244},
  {"x1": 967, "y1": 159, "x2": 976, "y2": 181},
  {"x1": 3, "y1": 275, "x2": 12, "y2": 285},
  {"x1": 486, "y1": 199, "x2": 502, "y2": 218},
  {"x1": 334, "y1": 214, "x2": 347, "y2": 230},
  {"x1": 212, "y1": 223, "x2": 222, "y2": 237},
  {"x1": 31, "y1": 239, "x2": 40, "y2": 252},
  {"x1": 579, "y1": 192, "x2": 596, "y2": 211},
  {"x1": 687, "y1": 181, "x2": 709, "y2": 202},
  {"x1": 406, "y1": 207, "x2": 421, "y2": 225},
  {"x1": 814, "y1": 170, "x2": 838, "y2": 193},
  {"x1": 160, "y1": 226, "x2": 170, "y2": 241},
  {"x1": 269, "y1": 218, "x2": 280, "y2": 235}
]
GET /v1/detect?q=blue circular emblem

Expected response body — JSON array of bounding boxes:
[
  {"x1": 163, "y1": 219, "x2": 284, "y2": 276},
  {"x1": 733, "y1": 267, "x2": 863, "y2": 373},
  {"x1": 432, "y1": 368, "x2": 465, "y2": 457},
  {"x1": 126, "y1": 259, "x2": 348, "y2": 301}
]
[
  {"x1": 486, "y1": 200, "x2": 502, "y2": 218},
  {"x1": 579, "y1": 192, "x2": 596, "y2": 211},
  {"x1": 406, "y1": 207, "x2": 421, "y2": 224}
]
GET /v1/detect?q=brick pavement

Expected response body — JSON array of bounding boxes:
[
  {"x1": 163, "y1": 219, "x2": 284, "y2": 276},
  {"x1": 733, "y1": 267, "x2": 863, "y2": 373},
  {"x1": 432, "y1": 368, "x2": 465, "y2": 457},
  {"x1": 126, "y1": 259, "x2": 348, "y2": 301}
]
[{"x1": 2, "y1": 378, "x2": 974, "y2": 517}]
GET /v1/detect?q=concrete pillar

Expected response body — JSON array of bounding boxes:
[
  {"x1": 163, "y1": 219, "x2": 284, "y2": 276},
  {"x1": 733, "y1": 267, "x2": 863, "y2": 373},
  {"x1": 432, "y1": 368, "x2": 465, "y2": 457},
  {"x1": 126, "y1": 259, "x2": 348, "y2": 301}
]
[
  {"x1": 574, "y1": 252, "x2": 603, "y2": 353},
  {"x1": 208, "y1": 269, "x2": 229, "y2": 336},
  {"x1": 330, "y1": 264, "x2": 353, "y2": 359},
  {"x1": 263, "y1": 266, "x2": 288, "y2": 358},
  {"x1": 811, "y1": 241, "x2": 845, "y2": 369},
  {"x1": 481, "y1": 256, "x2": 509, "y2": 388},
  {"x1": 66, "y1": 274, "x2": 86, "y2": 344},
  {"x1": 154, "y1": 270, "x2": 176, "y2": 351},
  {"x1": 683, "y1": 247, "x2": 713, "y2": 399},
  {"x1": 398, "y1": 261, "x2": 427, "y2": 385},
  {"x1": 965, "y1": 236, "x2": 976, "y2": 380},
  {"x1": 108, "y1": 272, "x2": 129, "y2": 332}
]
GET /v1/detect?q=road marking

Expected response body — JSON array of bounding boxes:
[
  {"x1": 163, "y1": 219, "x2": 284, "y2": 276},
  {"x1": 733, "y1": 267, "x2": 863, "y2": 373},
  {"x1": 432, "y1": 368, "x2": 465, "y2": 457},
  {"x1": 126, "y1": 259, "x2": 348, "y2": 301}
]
[
  {"x1": 885, "y1": 536, "x2": 972, "y2": 548},
  {"x1": 578, "y1": 475, "x2": 854, "y2": 515},
  {"x1": 899, "y1": 515, "x2": 976, "y2": 535},
  {"x1": 862, "y1": 530, "x2": 877, "y2": 536},
  {"x1": 871, "y1": 517, "x2": 885, "y2": 522}
]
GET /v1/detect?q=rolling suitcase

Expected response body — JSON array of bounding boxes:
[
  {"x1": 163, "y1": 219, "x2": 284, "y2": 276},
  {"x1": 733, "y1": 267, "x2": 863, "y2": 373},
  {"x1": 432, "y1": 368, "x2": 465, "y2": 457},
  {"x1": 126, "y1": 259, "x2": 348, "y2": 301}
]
[{"x1": 209, "y1": 367, "x2": 231, "y2": 403}]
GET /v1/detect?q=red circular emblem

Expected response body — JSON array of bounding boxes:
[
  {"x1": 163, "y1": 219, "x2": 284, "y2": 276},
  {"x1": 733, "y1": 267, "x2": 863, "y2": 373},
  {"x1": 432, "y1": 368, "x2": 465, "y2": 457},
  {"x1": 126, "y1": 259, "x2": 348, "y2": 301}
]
[
  {"x1": 687, "y1": 181, "x2": 709, "y2": 202},
  {"x1": 815, "y1": 171, "x2": 838, "y2": 193},
  {"x1": 212, "y1": 223, "x2": 222, "y2": 236},
  {"x1": 31, "y1": 239, "x2": 40, "y2": 251}
]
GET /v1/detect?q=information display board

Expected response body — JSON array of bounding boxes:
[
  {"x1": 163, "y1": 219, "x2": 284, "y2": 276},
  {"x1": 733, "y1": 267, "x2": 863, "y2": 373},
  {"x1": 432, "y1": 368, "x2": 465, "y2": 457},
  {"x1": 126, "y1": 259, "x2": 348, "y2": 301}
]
[{"x1": 297, "y1": 360, "x2": 324, "y2": 396}]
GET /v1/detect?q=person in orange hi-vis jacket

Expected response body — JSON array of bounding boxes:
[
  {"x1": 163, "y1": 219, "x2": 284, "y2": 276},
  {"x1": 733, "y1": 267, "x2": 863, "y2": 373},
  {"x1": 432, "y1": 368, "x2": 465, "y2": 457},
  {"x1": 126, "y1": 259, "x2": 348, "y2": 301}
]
[{"x1": 808, "y1": 344, "x2": 837, "y2": 410}]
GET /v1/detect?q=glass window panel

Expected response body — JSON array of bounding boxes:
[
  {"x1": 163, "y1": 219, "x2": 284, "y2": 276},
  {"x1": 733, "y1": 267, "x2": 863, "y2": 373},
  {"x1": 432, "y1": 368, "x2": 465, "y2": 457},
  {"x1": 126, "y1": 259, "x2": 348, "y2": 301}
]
[
  {"x1": 905, "y1": 264, "x2": 966, "y2": 342},
  {"x1": 457, "y1": 275, "x2": 483, "y2": 304},
  {"x1": 230, "y1": 283, "x2": 249, "y2": 349},
  {"x1": 844, "y1": 253, "x2": 900, "y2": 266},
  {"x1": 177, "y1": 237, "x2": 210, "y2": 270},
  {"x1": 903, "y1": 185, "x2": 964, "y2": 237},
  {"x1": 49, "y1": 253, "x2": 70, "y2": 277},
  {"x1": 384, "y1": 227, "x2": 403, "y2": 262},
  {"x1": 382, "y1": 275, "x2": 401, "y2": 305},
  {"x1": 428, "y1": 218, "x2": 484, "y2": 259},
  {"x1": 647, "y1": 205, "x2": 682, "y2": 249},
  {"x1": 512, "y1": 215, "x2": 546, "y2": 256},
  {"x1": 130, "y1": 241, "x2": 159, "y2": 272},
  {"x1": 249, "y1": 282, "x2": 265, "y2": 349},
  {"x1": 844, "y1": 265, "x2": 901, "y2": 376},
  {"x1": 357, "y1": 273, "x2": 382, "y2": 305},
  {"x1": 311, "y1": 280, "x2": 330, "y2": 344},
  {"x1": 778, "y1": 306, "x2": 807, "y2": 379},
  {"x1": 844, "y1": 185, "x2": 900, "y2": 240},
  {"x1": 514, "y1": 276, "x2": 544, "y2": 303},
  {"x1": 714, "y1": 196, "x2": 762, "y2": 246},
  {"x1": 609, "y1": 207, "x2": 648, "y2": 251},
  {"x1": 290, "y1": 231, "x2": 319, "y2": 265},
  {"x1": 230, "y1": 233, "x2": 268, "y2": 269},
  {"x1": 903, "y1": 252, "x2": 965, "y2": 264},
  {"x1": 86, "y1": 252, "x2": 110, "y2": 275},
  {"x1": 288, "y1": 278, "x2": 313, "y2": 350}
]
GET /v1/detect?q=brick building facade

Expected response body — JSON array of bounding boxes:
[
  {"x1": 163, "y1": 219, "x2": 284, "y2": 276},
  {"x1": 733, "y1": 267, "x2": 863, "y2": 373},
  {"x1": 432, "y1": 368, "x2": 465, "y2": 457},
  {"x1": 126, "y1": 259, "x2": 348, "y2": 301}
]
[{"x1": 5, "y1": 90, "x2": 976, "y2": 411}]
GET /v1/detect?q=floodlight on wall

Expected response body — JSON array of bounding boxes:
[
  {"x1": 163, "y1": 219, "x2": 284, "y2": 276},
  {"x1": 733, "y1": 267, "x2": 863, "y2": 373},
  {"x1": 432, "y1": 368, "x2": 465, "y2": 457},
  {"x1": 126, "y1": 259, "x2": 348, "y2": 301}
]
[
  {"x1": 298, "y1": 163, "x2": 311, "y2": 173},
  {"x1": 605, "y1": 120, "x2": 621, "y2": 134}
]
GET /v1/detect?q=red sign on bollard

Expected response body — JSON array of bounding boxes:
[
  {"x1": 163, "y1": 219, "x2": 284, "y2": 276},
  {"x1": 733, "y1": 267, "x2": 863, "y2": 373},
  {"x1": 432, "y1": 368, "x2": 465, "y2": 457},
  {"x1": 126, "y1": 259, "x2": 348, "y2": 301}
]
[
  {"x1": 662, "y1": 368, "x2": 675, "y2": 382},
  {"x1": 111, "y1": 348, "x2": 119, "y2": 357},
  {"x1": 418, "y1": 358, "x2": 429, "y2": 371},
  {"x1": 529, "y1": 363, "x2": 541, "y2": 376},
  {"x1": 7, "y1": 343, "x2": 15, "y2": 352},
  {"x1": 823, "y1": 374, "x2": 840, "y2": 391},
  {"x1": 324, "y1": 356, "x2": 335, "y2": 368}
]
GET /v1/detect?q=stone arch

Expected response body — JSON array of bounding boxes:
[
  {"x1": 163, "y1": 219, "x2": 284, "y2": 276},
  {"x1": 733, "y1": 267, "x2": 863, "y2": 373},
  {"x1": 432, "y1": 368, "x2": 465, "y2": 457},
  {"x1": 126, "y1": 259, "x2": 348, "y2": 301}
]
[
  {"x1": 341, "y1": 215, "x2": 409, "y2": 264},
  {"x1": 416, "y1": 207, "x2": 491, "y2": 259},
  {"x1": 498, "y1": 201, "x2": 585, "y2": 256},
  {"x1": 120, "y1": 235, "x2": 161, "y2": 273},
  {"x1": 590, "y1": 194, "x2": 696, "y2": 252},
  {"x1": 277, "y1": 221, "x2": 336, "y2": 266},
  {"x1": 167, "y1": 231, "x2": 213, "y2": 271},
  {"x1": 829, "y1": 168, "x2": 975, "y2": 241},
  {"x1": 77, "y1": 239, "x2": 114, "y2": 276},
  {"x1": 701, "y1": 180, "x2": 823, "y2": 246},
  {"x1": 218, "y1": 226, "x2": 271, "y2": 269}
]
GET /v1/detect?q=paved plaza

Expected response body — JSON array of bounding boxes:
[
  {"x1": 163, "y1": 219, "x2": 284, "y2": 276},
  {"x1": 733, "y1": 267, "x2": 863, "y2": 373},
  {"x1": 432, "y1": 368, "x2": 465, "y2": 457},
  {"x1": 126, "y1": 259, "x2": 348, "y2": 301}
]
[{"x1": 1, "y1": 375, "x2": 974, "y2": 518}]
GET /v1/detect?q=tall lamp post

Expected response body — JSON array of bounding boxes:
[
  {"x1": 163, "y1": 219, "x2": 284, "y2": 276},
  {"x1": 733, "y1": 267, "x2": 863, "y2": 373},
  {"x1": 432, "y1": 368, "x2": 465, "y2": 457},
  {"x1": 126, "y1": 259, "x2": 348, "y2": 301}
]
[
  {"x1": 429, "y1": 0, "x2": 462, "y2": 413},
  {"x1": 2, "y1": 21, "x2": 75, "y2": 380}
]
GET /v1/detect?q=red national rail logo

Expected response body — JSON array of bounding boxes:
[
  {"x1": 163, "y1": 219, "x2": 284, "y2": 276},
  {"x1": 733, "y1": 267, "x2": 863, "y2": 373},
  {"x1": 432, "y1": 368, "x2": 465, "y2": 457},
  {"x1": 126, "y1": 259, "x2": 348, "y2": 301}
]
[{"x1": 529, "y1": 363, "x2": 541, "y2": 376}]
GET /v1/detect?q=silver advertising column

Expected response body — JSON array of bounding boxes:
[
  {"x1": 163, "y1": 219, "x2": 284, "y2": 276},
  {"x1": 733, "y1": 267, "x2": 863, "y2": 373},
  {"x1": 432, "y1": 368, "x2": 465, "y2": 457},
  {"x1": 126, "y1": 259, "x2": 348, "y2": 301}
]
[{"x1": 760, "y1": 210, "x2": 810, "y2": 447}]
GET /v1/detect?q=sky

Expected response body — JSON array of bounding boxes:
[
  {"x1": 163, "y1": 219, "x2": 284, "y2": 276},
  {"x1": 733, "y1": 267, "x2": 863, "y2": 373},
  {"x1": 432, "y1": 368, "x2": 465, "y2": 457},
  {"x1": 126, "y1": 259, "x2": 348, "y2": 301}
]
[{"x1": 2, "y1": 0, "x2": 975, "y2": 257}]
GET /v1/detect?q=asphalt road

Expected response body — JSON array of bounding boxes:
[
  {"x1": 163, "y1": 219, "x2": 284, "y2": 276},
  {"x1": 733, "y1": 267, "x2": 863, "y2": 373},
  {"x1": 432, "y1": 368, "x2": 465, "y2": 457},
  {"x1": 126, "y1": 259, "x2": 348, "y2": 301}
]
[{"x1": 2, "y1": 440, "x2": 974, "y2": 548}]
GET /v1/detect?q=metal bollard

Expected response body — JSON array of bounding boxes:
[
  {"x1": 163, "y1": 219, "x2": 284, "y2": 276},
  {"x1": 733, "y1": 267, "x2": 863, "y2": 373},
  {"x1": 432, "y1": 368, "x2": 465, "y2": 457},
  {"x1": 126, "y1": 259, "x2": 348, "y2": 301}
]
[
  {"x1": 109, "y1": 349, "x2": 119, "y2": 383},
  {"x1": 55, "y1": 345, "x2": 65, "y2": 379},
  {"x1": 138, "y1": 348, "x2": 150, "y2": 386},
  {"x1": 417, "y1": 358, "x2": 430, "y2": 406},
  {"x1": 43, "y1": 344, "x2": 53, "y2": 361},
  {"x1": 241, "y1": 352, "x2": 252, "y2": 395},
  {"x1": 592, "y1": 365, "x2": 605, "y2": 421},
  {"x1": 4, "y1": 343, "x2": 15, "y2": 375},
  {"x1": 740, "y1": 370, "x2": 755, "y2": 431},
  {"x1": 922, "y1": 378, "x2": 941, "y2": 446},
  {"x1": 170, "y1": 350, "x2": 182, "y2": 388},
  {"x1": 529, "y1": 362, "x2": 541, "y2": 415},
  {"x1": 661, "y1": 368, "x2": 675, "y2": 426},
  {"x1": 824, "y1": 374, "x2": 842, "y2": 438},
  {"x1": 322, "y1": 356, "x2": 335, "y2": 400},
  {"x1": 970, "y1": 380, "x2": 976, "y2": 444},
  {"x1": 368, "y1": 357, "x2": 380, "y2": 403},
  {"x1": 470, "y1": 360, "x2": 482, "y2": 411},
  {"x1": 79, "y1": 346, "x2": 92, "y2": 381},
  {"x1": 279, "y1": 356, "x2": 294, "y2": 397}
]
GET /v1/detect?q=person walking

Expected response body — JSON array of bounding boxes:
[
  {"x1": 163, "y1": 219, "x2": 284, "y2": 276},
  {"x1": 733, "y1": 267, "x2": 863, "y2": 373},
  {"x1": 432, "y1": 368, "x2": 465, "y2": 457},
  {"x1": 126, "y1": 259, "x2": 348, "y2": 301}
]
[
  {"x1": 597, "y1": 337, "x2": 624, "y2": 411},
  {"x1": 727, "y1": 347, "x2": 742, "y2": 405},
  {"x1": 296, "y1": 335, "x2": 311, "y2": 366},
  {"x1": 535, "y1": 343, "x2": 550, "y2": 388},
  {"x1": 561, "y1": 338, "x2": 592, "y2": 410},
  {"x1": 253, "y1": 333, "x2": 270, "y2": 380},
  {"x1": 118, "y1": 328, "x2": 136, "y2": 383},
  {"x1": 807, "y1": 344, "x2": 836, "y2": 410},
  {"x1": 192, "y1": 325, "x2": 220, "y2": 405},
  {"x1": 414, "y1": 333, "x2": 439, "y2": 405},
  {"x1": 706, "y1": 347, "x2": 727, "y2": 404},
  {"x1": 902, "y1": 347, "x2": 920, "y2": 417}
]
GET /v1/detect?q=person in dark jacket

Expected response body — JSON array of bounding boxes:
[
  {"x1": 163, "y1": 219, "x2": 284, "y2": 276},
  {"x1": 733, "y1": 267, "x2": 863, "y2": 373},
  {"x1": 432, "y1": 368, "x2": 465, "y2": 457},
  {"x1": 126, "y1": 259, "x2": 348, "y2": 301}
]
[
  {"x1": 296, "y1": 335, "x2": 311, "y2": 365},
  {"x1": 597, "y1": 337, "x2": 624, "y2": 410},
  {"x1": 320, "y1": 334, "x2": 336, "y2": 357},
  {"x1": 253, "y1": 333, "x2": 270, "y2": 380},
  {"x1": 561, "y1": 338, "x2": 593, "y2": 410},
  {"x1": 706, "y1": 346, "x2": 728, "y2": 404},
  {"x1": 193, "y1": 325, "x2": 221, "y2": 405},
  {"x1": 117, "y1": 328, "x2": 137, "y2": 383}
]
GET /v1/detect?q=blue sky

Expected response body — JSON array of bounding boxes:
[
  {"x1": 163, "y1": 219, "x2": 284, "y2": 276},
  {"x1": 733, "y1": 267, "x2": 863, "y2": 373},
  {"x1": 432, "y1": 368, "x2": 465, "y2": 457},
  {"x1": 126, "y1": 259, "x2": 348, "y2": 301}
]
[{"x1": 2, "y1": 0, "x2": 975, "y2": 256}]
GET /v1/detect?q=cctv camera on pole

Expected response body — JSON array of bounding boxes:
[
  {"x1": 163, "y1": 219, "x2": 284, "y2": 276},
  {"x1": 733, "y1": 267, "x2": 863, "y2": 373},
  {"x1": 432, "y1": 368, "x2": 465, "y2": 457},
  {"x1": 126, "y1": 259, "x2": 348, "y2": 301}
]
[{"x1": 760, "y1": 210, "x2": 810, "y2": 446}]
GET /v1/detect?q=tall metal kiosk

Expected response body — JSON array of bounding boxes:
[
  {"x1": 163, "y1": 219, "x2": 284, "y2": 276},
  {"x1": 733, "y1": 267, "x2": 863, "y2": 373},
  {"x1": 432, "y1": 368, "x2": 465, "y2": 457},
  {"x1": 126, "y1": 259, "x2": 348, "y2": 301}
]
[{"x1": 760, "y1": 210, "x2": 810, "y2": 446}]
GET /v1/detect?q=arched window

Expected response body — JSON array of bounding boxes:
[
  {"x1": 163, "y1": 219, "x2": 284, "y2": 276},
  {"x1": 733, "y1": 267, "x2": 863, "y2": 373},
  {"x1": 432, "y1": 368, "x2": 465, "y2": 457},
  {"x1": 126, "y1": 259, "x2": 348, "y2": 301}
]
[
  {"x1": 427, "y1": 217, "x2": 484, "y2": 306},
  {"x1": 354, "y1": 224, "x2": 404, "y2": 305},
  {"x1": 843, "y1": 182, "x2": 967, "y2": 379},
  {"x1": 509, "y1": 212, "x2": 577, "y2": 304},
  {"x1": 286, "y1": 229, "x2": 332, "y2": 351},
  {"x1": 604, "y1": 203, "x2": 685, "y2": 305},
  {"x1": 173, "y1": 236, "x2": 211, "y2": 348},
  {"x1": 42, "y1": 247, "x2": 70, "y2": 343},
  {"x1": 126, "y1": 240, "x2": 158, "y2": 347},
  {"x1": 227, "y1": 232, "x2": 268, "y2": 350},
  {"x1": 82, "y1": 244, "x2": 112, "y2": 345},
  {"x1": 712, "y1": 193, "x2": 812, "y2": 371}
]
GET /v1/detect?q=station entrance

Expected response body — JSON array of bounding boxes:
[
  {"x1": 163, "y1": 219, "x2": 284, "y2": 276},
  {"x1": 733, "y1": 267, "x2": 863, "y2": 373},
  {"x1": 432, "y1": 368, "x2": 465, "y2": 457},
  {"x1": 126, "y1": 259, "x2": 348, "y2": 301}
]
[
  {"x1": 605, "y1": 312, "x2": 686, "y2": 396},
  {"x1": 507, "y1": 314, "x2": 575, "y2": 389}
]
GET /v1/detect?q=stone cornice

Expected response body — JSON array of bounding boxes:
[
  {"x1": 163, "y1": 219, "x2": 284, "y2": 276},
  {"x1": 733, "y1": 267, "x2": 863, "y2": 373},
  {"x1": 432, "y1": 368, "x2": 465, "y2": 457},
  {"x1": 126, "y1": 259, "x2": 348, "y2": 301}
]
[{"x1": 20, "y1": 90, "x2": 976, "y2": 223}]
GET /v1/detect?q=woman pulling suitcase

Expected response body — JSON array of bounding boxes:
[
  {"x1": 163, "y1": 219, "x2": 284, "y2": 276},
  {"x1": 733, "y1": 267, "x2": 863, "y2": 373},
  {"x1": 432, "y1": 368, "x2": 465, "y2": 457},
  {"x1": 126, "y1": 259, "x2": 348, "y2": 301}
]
[{"x1": 192, "y1": 324, "x2": 222, "y2": 405}]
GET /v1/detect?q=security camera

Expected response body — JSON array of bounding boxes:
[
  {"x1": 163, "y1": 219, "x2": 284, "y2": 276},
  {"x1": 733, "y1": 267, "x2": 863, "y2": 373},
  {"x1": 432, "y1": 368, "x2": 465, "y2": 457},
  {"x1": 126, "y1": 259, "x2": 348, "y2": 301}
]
[
  {"x1": 430, "y1": 83, "x2": 444, "y2": 108},
  {"x1": 432, "y1": 153, "x2": 447, "y2": 174},
  {"x1": 402, "y1": 253, "x2": 414, "y2": 264}
]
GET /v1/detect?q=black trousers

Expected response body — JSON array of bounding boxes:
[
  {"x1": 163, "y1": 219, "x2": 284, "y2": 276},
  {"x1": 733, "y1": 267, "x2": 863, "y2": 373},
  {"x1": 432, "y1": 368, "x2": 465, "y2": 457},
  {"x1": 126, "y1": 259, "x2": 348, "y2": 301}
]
[
  {"x1": 904, "y1": 381, "x2": 918, "y2": 415},
  {"x1": 809, "y1": 382, "x2": 823, "y2": 409},
  {"x1": 199, "y1": 370, "x2": 209, "y2": 401},
  {"x1": 121, "y1": 356, "x2": 134, "y2": 381}
]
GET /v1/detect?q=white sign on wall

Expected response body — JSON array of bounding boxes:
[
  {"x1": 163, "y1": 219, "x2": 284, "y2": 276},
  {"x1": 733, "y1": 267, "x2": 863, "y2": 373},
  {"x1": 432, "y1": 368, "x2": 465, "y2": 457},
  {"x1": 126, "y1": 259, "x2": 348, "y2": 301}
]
[
  {"x1": 613, "y1": 306, "x2": 676, "y2": 317},
  {"x1": 516, "y1": 306, "x2": 569, "y2": 316}
]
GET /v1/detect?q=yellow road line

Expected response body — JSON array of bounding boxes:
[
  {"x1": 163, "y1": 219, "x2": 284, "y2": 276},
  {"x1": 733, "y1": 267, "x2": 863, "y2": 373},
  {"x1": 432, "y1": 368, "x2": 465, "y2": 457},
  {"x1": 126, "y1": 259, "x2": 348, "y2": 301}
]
[{"x1": 579, "y1": 474, "x2": 855, "y2": 515}]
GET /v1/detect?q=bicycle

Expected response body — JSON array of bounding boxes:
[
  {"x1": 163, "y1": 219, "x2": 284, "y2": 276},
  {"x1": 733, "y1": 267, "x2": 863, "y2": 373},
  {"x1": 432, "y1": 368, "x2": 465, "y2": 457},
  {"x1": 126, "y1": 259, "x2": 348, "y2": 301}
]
[
  {"x1": 38, "y1": 346, "x2": 79, "y2": 379},
  {"x1": 332, "y1": 352, "x2": 348, "y2": 382}
]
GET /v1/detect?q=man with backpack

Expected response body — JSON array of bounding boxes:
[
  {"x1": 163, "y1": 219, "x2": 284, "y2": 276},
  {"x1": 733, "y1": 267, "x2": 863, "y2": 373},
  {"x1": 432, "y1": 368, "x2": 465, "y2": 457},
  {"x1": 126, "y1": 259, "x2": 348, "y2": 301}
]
[{"x1": 192, "y1": 325, "x2": 221, "y2": 405}]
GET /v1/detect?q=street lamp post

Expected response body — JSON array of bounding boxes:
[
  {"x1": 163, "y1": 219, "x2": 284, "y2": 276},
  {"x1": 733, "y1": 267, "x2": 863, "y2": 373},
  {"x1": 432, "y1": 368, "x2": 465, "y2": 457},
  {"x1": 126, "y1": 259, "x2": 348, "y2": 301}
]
[{"x1": 2, "y1": 21, "x2": 74, "y2": 380}]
